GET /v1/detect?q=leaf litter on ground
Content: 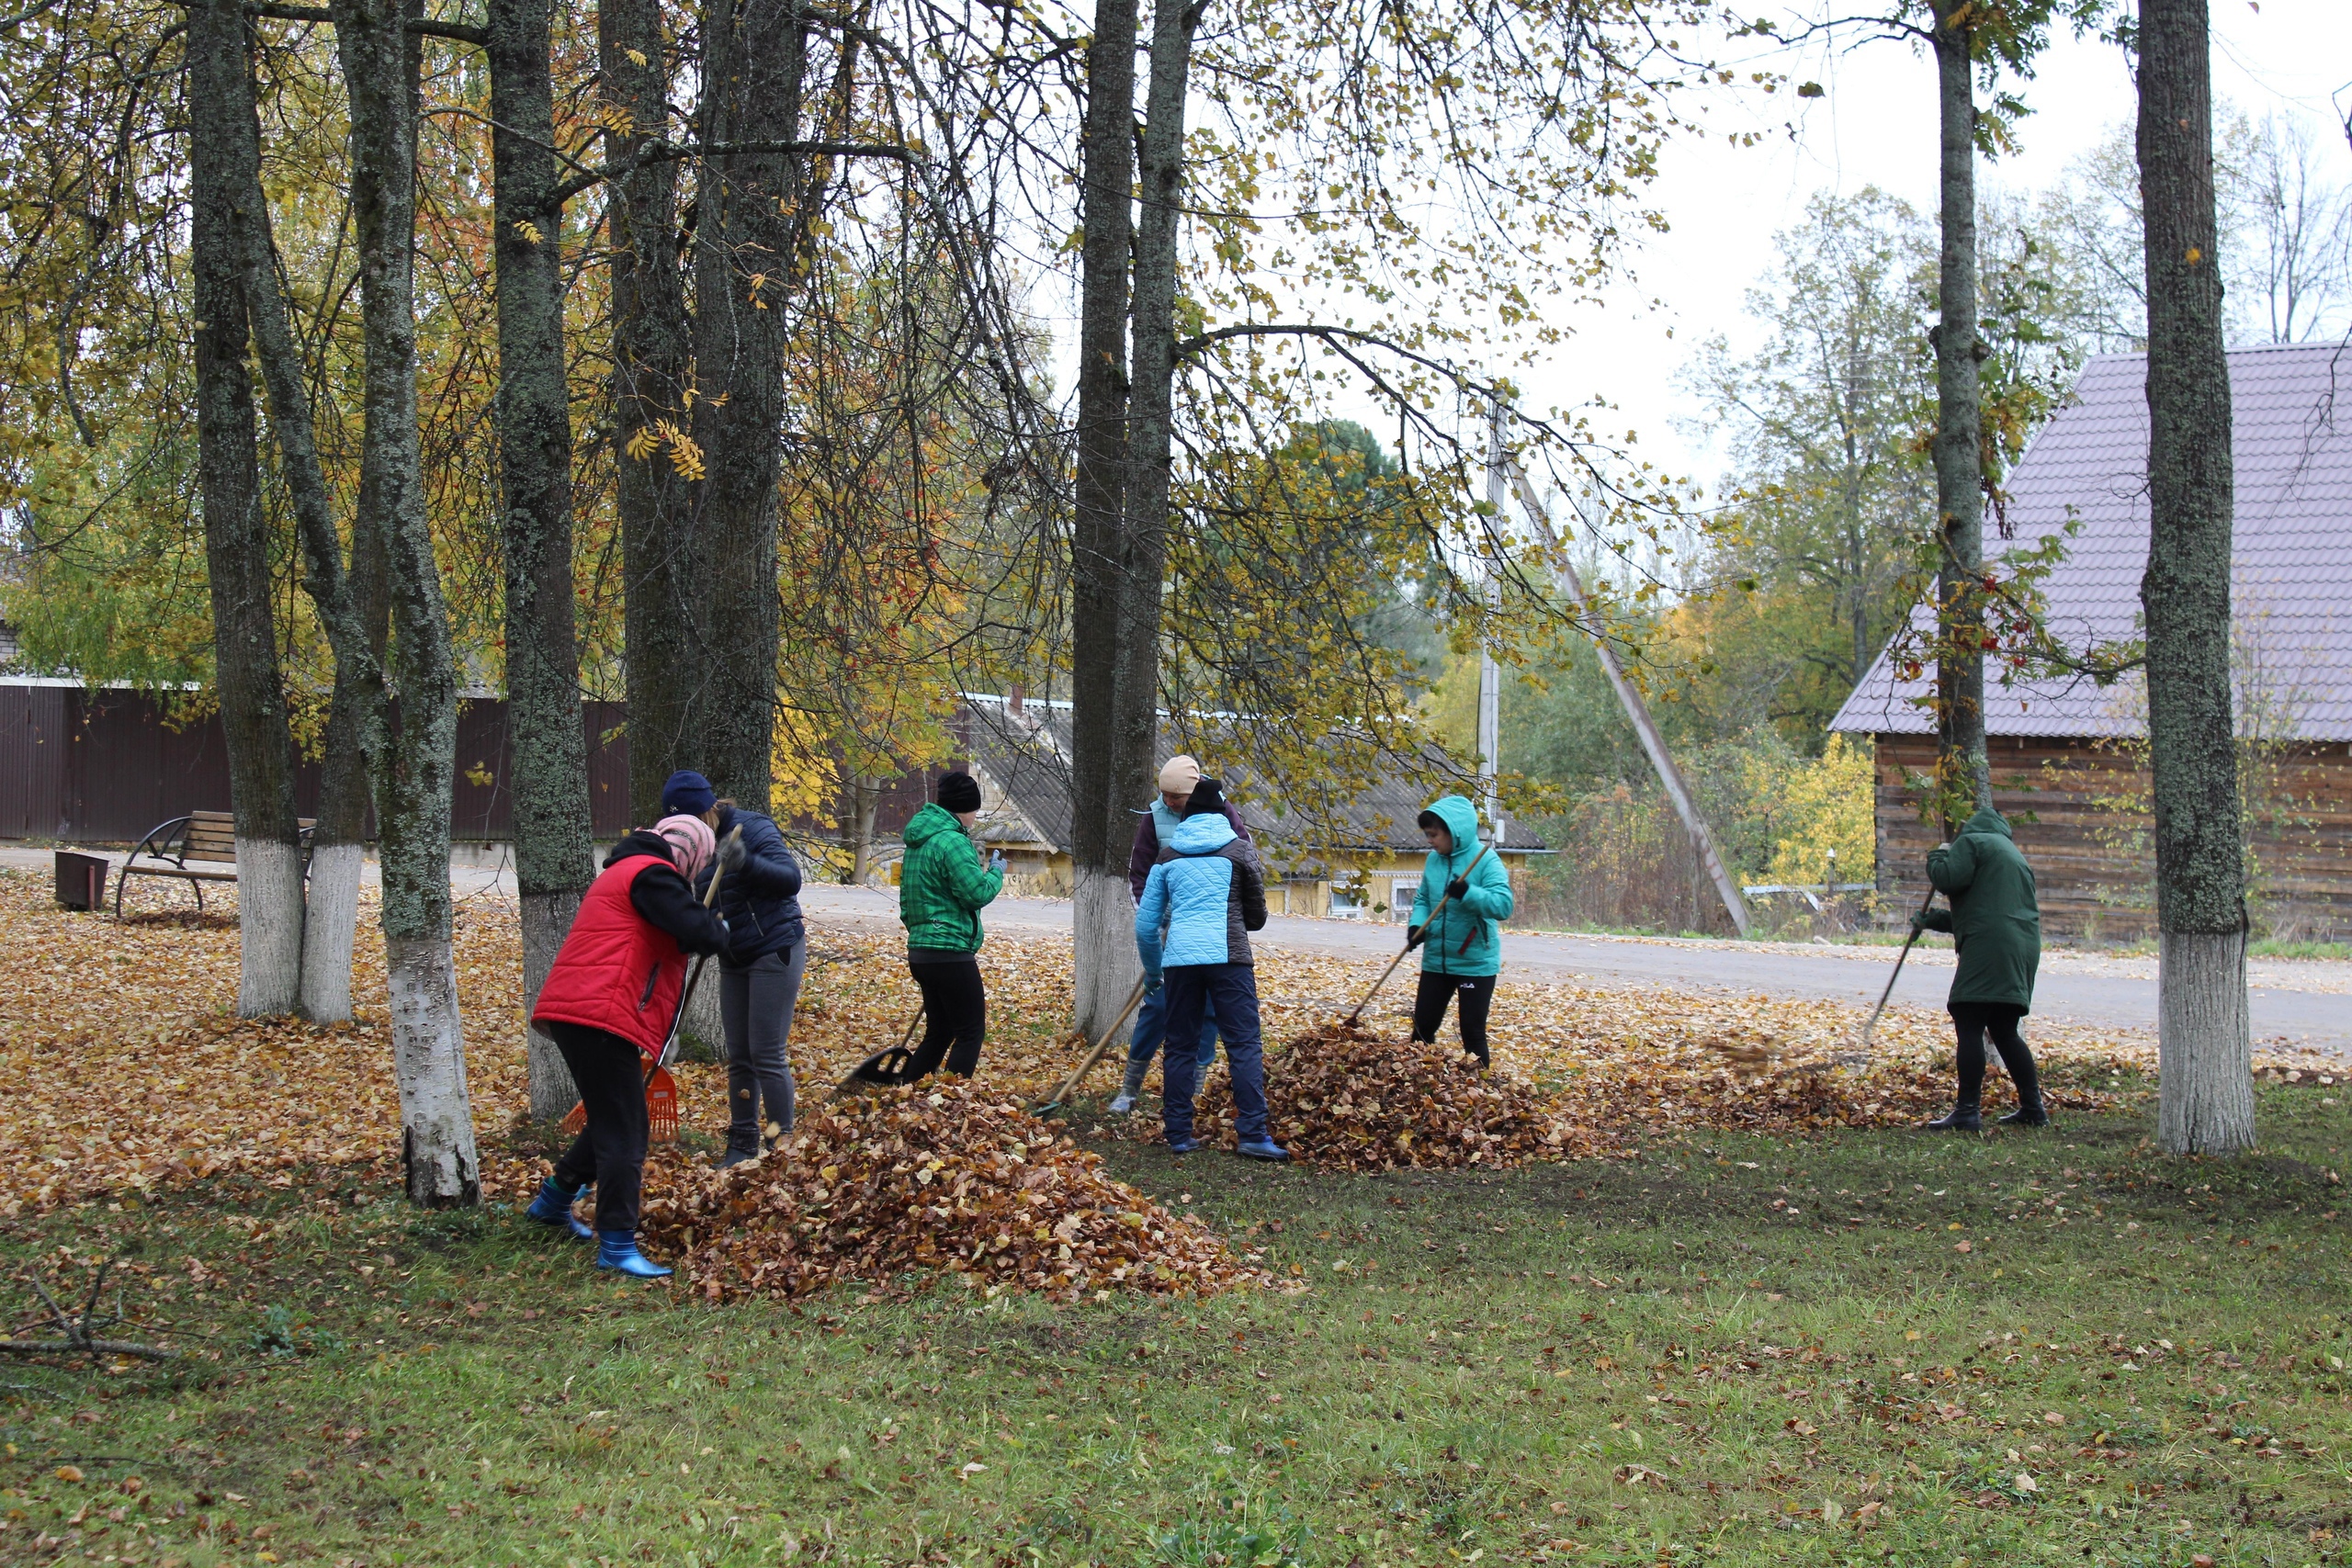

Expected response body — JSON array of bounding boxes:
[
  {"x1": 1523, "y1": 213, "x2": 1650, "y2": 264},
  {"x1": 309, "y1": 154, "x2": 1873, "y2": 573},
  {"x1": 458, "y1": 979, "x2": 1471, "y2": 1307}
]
[{"x1": 6, "y1": 870, "x2": 2344, "y2": 1291}]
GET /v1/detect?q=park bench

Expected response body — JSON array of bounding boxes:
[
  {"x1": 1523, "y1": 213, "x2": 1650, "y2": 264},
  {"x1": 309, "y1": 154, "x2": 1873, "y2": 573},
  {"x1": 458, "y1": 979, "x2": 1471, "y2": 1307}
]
[{"x1": 116, "y1": 810, "x2": 311, "y2": 918}]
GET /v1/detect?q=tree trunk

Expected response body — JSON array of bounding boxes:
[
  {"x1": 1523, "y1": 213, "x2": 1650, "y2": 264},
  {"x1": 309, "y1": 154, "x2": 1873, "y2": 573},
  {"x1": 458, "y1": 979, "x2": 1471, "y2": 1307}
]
[
  {"x1": 690, "y1": 0, "x2": 807, "y2": 818},
  {"x1": 1091, "y1": 0, "x2": 1202, "y2": 1011},
  {"x1": 298, "y1": 526, "x2": 389, "y2": 1023},
  {"x1": 2138, "y1": 0, "x2": 2253, "y2": 1155},
  {"x1": 187, "y1": 0, "x2": 306, "y2": 1018},
  {"x1": 210, "y1": 2, "x2": 388, "y2": 1024},
  {"x1": 847, "y1": 774, "x2": 880, "y2": 884},
  {"x1": 1069, "y1": 0, "x2": 1141, "y2": 1041},
  {"x1": 605, "y1": 0, "x2": 702, "y2": 823},
  {"x1": 489, "y1": 0, "x2": 596, "y2": 1120},
  {"x1": 1930, "y1": 0, "x2": 1989, "y2": 832},
  {"x1": 332, "y1": 0, "x2": 481, "y2": 1205}
]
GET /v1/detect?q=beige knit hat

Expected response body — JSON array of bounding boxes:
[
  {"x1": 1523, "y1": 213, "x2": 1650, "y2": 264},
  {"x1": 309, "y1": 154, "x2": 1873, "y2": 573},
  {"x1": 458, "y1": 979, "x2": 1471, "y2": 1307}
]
[{"x1": 1158, "y1": 754, "x2": 1202, "y2": 793}]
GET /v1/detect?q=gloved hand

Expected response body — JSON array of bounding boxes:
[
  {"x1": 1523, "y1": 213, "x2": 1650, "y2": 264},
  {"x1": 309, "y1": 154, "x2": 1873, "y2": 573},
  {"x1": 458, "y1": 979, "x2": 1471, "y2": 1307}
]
[
  {"x1": 1444, "y1": 875, "x2": 1469, "y2": 900},
  {"x1": 1406, "y1": 924, "x2": 1428, "y2": 951},
  {"x1": 1144, "y1": 968, "x2": 1164, "y2": 996},
  {"x1": 1908, "y1": 912, "x2": 1928, "y2": 937}
]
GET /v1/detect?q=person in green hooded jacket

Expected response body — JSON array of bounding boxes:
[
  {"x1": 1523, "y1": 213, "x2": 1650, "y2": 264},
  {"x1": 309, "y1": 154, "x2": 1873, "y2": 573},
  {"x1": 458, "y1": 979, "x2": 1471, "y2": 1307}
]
[
  {"x1": 1406, "y1": 795, "x2": 1515, "y2": 1067},
  {"x1": 1915, "y1": 806, "x2": 2047, "y2": 1130},
  {"x1": 892, "y1": 771, "x2": 1004, "y2": 1082}
]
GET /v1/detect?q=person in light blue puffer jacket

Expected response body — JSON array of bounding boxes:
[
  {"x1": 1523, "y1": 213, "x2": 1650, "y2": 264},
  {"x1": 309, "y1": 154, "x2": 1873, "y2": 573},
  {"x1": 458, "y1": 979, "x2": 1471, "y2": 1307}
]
[{"x1": 1132, "y1": 780, "x2": 1286, "y2": 1160}]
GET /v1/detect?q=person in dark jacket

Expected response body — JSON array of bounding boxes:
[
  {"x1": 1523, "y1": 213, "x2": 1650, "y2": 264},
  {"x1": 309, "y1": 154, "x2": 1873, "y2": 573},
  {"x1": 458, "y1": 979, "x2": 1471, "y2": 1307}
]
[
  {"x1": 664, "y1": 772, "x2": 808, "y2": 1167},
  {"x1": 1133, "y1": 782, "x2": 1285, "y2": 1160},
  {"x1": 1916, "y1": 806, "x2": 2047, "y2": 1131},
  {"x1": 1407, "y1": 795, "x2": 1514, "y2": 1067},
  {"x1": 889, "y1": 771, "x2": 1004, "y2": 1081},
  {"x1": 1111, "y1": 754, "x2": 1246, "y2": 1113},
  {"x1": 527, "y1": 814, "x2": 730, "y2": 1278}
]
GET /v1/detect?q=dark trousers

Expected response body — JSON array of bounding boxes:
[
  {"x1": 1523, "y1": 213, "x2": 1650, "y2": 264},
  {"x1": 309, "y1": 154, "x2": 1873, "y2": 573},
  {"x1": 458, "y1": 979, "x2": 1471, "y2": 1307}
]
[
  {"x1": 719, "y1": 943, "x2": 803, "y2": 1153},
  {"x1": 547, "y1": 1021, "x2": 650, "y2": 1235},
  {"x1": 1127, "y1": 982, "x2": 1221, "y2": 1070},
  {"x1": 1951, "y1": 1002, "x2": 2041, "y2": 1107},
  {"x1": 1161, "y1": 963, "x2": 1270, "y2": 1143},
  {"x1": 1412, "y1": 971, "x2": 1498, "y2": 1065},
  {"x1": 904, "y1": 957, "x2": 987, "y2": 1080}
]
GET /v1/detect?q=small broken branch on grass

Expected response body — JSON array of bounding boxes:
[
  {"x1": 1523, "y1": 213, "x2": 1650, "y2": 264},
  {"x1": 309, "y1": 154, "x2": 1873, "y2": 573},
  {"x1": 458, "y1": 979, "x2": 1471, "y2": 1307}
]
[{"x1": 2, "y1": 1258, "x2": 176, "y2": 1363}]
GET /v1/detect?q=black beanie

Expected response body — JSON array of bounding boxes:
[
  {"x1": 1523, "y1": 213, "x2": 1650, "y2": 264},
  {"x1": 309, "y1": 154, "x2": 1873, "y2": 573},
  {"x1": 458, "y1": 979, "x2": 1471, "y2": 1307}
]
[
  {"x1": 937, "y1": 771, "x2": 983, "y2": 813},
  {"x1": 1184, "y1": 777, "x2": 1227, "y2": 818}
]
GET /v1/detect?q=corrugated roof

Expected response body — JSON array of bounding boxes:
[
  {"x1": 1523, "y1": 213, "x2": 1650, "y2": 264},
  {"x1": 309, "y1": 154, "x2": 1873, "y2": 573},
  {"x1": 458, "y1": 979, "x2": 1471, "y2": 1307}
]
[
  {"x1": 1832, "y1": 342, "x2": 2352, "y2": 740},
  {"x1": 960, "y1": 697, "x2": 1549, "y2": 859}
]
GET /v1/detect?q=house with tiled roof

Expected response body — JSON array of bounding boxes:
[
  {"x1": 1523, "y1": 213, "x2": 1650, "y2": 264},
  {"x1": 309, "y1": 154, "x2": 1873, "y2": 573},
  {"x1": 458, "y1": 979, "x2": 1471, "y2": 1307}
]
[{"x1": 1832, "y1": 343, "x2": 2352, "y2": 940}]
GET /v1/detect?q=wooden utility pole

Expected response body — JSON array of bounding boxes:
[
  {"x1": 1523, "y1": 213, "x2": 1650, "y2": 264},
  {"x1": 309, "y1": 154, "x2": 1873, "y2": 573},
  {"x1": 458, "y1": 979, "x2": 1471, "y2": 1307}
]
[{"x1": 1504, "y1": 460, "x2": 1752, "y2": 938}]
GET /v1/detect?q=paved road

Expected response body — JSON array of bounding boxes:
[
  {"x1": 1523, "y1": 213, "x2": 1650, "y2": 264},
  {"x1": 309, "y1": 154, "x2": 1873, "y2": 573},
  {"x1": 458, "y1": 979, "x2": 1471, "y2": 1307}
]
[
  {"x1": 17, "y1": 843, "x2": 2343, "y2": 1054},
  {"x1": 794, "y1": 886, "x2": 2352, "y2": 1055}
]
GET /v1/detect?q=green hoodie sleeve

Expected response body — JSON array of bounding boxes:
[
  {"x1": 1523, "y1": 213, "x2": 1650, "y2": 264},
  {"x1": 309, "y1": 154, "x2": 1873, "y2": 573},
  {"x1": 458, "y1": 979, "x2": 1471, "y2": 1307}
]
[
  {"x1": 942, "y1": 834, "x2": 1005, "y2": 912},
  {"x1": 1928, "y1": 836, "x2": 1979, "y2": 895}
]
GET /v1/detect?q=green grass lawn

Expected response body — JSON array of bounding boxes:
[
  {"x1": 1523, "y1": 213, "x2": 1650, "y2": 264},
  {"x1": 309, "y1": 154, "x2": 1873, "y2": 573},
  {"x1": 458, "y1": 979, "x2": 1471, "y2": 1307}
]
[{"x1": 3, "y1": 1077, "x2": 2349, "y2": 1568}]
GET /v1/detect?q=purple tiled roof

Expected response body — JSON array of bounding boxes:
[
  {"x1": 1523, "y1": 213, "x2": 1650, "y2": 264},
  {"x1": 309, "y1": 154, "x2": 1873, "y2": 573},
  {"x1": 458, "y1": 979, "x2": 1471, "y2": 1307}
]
[{"x1": 1831, "y1": 342, "x2": 2352, "y2": 740}]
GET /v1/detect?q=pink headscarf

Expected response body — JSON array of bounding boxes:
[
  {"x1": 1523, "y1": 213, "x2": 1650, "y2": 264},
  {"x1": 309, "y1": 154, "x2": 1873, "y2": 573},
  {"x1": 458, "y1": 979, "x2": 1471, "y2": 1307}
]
[{"x1": 652, "y1": 813, "x2": 716, "y2": 884}]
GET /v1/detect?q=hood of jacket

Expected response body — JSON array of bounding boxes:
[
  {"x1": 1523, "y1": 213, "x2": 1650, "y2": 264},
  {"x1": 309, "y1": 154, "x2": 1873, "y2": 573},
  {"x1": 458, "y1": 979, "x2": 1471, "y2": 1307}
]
[
  {"x1": 903, "y1": 802, "x2": 965, "y2": 851},
  {"x1": 1425, "y1": 795, "x2": 1483, "y2": 857},
  {"x1": 605, "y1": 829, "x2": 675, "y2": 871},
  {"x1": 1962, "y1": 807, "x2": 2013, "y2": 840},
  {"x1": 1170, "y1": 810, "x2": 1238, "y2": 855}
]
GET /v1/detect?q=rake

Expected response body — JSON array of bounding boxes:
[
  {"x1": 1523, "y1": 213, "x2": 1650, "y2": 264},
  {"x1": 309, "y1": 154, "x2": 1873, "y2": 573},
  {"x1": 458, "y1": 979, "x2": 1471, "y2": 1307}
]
[{"x1": 1032, "y1": 976, "x2": 1151, "y2": 1116}]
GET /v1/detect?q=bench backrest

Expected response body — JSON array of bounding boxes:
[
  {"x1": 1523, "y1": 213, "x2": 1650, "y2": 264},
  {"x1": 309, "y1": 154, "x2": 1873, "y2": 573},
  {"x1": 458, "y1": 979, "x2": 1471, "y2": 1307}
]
[{"x1": 184, "y1": 810, "x2": 238, "y2": 864}]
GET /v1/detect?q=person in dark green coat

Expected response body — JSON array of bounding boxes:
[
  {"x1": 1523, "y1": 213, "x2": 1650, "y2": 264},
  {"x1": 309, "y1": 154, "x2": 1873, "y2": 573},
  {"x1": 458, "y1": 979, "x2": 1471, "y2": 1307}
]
[
  {"x1": 1915, "y1": 806, "x2": 2047, "y2": 1130},
  {"x1": 890, "y1": 772, "x2": 1004, "y2": 1082}
]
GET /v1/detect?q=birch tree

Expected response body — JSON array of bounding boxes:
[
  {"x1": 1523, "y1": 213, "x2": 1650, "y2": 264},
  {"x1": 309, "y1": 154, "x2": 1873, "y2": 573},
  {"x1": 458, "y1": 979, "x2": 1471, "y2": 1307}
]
[
  {"x1": 2136, "y1": 0, "x2": 2253, "y2": 1155},
  {"x1": 330, "y1": 0, "x2": 481, "y2": 1204},
  {"x1": 484, "y1": 0, "x2": 596, "y2": 1120},
  {"x1": 187, "y1": 0, "x2": 308, "y2": 1017}
]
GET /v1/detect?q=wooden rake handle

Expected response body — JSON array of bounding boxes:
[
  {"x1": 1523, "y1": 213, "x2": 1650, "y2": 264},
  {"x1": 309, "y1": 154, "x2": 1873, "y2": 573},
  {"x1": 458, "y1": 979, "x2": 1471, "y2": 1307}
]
[
  {"x1": 1041, "y1": 976, "x2": 1151, "y2": 1110},
  {"x1": 1858, "y1": 886, "x2": 1939, "y2": 1051}
]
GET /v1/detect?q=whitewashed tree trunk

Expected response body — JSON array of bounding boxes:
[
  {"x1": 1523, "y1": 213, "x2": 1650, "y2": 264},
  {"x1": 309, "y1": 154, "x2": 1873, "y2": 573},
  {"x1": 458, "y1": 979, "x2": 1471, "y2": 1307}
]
[
  {"x1": 234, "y1": 838, "x2": 306, "y2": 1018},
  {"x1": 2157, "y1": 930, "x2": 2256, "y2": 1154},
  {"x1": 300, "y1": 841, "x2": 366, "y2": 1021},
  {"x1": 387, "y1": 935, "x2": 481, "y2": 1205},
  {"x1": 521, "y1": 889, "x2": 581, "y2": 1120},
  {"x1": 1075, "y1": 866, "x2": 1142, "y2": 1043}
]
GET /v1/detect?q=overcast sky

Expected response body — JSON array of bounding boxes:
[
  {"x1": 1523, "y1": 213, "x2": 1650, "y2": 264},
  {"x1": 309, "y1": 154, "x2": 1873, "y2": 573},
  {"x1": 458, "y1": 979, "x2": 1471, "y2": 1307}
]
[{"x1": 1522, "y1": 0, "x2": 2352, "y2": 502}]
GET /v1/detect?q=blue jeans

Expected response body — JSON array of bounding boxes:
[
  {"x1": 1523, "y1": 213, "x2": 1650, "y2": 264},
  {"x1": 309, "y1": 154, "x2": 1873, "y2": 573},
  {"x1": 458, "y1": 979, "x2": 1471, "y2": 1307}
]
[
  {"x1": 1126, "y1": 983, "x2": 1221, "y2": 1071},
  {"x1": 1160, "y1": 964, "x2": 1269, "y2": 1144}
]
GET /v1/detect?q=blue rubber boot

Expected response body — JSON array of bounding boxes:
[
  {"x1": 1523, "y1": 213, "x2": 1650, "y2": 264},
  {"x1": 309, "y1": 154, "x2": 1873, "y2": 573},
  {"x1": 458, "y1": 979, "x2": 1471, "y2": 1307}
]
[
  {"x1": 1236, "y1": 1137, "x2": 1290, "y2": 1162},
  {"x1": 525, "y1": 1179, "x2": 594, "y2": 1241},
  {"x1": 595, "y1": 1230, "x2": 672, "y2": 1279},
  {"x1": 1166, "y1": 1135, "x2": 1201, "y2": 1156}
]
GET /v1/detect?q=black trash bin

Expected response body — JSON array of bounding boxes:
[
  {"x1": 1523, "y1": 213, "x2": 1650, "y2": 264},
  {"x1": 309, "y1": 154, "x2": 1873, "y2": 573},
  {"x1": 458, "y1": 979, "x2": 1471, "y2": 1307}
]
[{"x1": 55, "y1": 850, "x2": 108, "y2": 911}]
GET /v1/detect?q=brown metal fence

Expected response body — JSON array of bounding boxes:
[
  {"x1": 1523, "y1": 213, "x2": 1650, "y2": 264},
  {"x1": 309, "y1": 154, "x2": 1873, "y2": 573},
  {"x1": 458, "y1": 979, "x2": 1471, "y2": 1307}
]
[{"x1": 0, "y1": 682, "x2": 631, "y2": 845}]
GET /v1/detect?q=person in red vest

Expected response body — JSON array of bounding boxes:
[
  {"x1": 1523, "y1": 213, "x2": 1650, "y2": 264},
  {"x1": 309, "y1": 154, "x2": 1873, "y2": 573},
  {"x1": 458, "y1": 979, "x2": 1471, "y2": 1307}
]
[{"x1": 526, "y1": 814, "x2": 730, "y2": 1278}]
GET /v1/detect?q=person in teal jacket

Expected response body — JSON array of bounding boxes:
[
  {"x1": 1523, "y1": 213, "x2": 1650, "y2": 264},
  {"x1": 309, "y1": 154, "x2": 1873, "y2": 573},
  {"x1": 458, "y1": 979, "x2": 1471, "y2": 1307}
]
[{"x1": 1406, "y1": 795, "x2": 1514, "y2": 1067}]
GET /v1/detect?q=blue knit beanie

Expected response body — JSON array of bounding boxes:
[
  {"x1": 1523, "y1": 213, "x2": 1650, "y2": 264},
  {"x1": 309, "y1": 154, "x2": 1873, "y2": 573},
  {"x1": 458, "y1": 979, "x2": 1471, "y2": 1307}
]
[{"x1": 660, "y1": 769, "x2": 717, "y2": 816}]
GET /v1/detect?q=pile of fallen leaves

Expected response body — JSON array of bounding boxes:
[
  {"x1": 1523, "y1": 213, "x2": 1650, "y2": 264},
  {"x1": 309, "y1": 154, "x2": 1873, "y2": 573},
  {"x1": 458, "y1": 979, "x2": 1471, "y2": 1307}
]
[
  {"x1": 1188, "y1": 1021, "x2": 1609, "y2": 1171},
  {"x1": 639, "y1": 1077, "x2": 1265, "y2": 1302}
]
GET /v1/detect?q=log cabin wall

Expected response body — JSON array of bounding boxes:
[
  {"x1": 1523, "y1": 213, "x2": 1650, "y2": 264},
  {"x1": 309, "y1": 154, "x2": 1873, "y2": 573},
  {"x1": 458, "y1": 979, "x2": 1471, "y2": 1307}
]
[{"x1": 1871, "y1": 732, "x2": 2352, "y2": 942}]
